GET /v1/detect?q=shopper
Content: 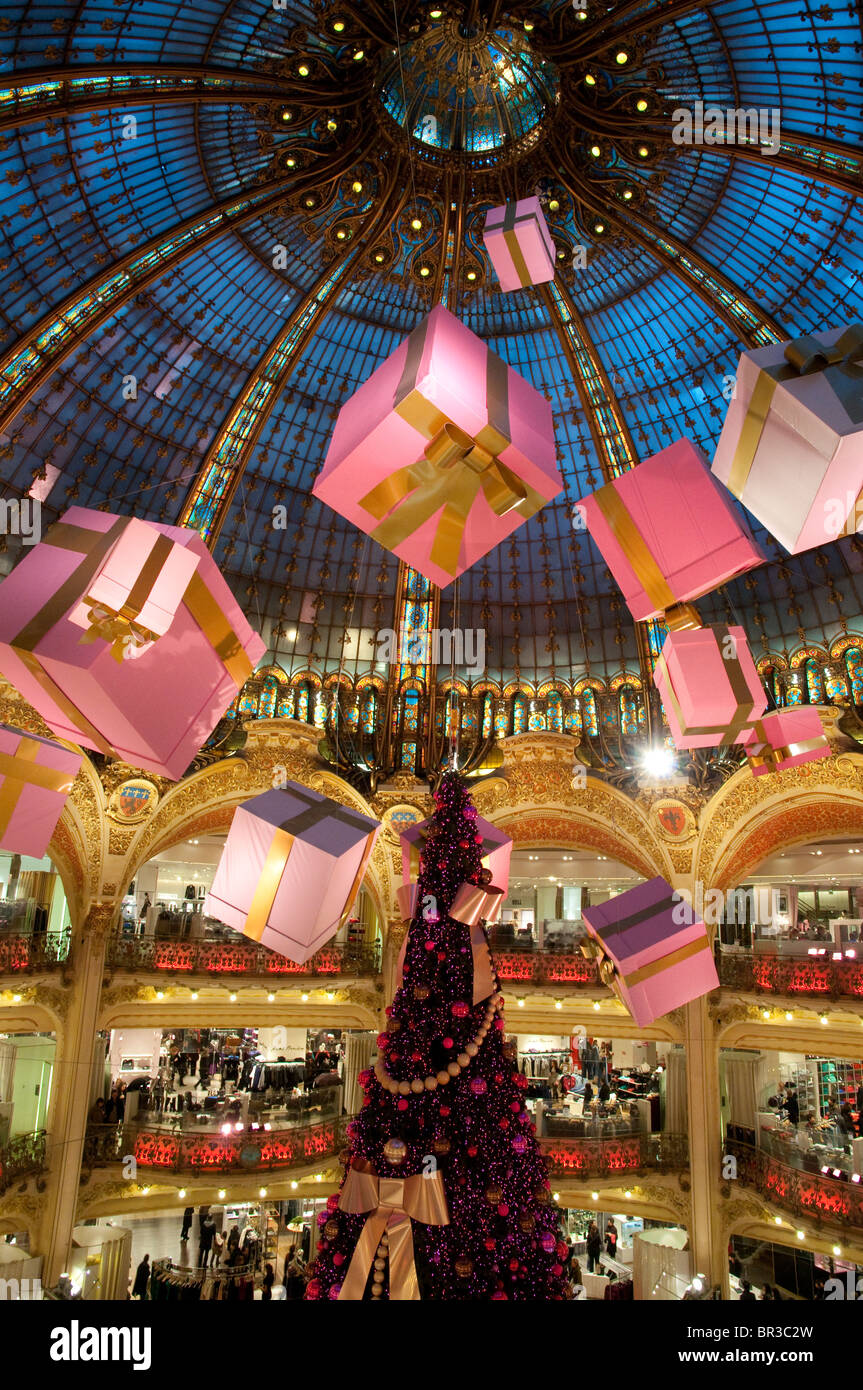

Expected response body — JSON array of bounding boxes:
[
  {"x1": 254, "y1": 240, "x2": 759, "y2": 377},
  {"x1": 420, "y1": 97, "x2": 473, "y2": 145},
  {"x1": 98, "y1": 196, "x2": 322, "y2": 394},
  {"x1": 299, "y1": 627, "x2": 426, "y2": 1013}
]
[
  {"x1": 89, "y1": 1097, "x2": 106, "y2": 1124},
  {"x1": 198, "y1": 1212, "x2": 216, "y2": 1269},
  {"x1": 262, "y1": 1262, "x2": 275, "y2": 1301},
  {"x1": 582, "y1": 1082, "x2": 594, "y2": 1110},
  {"x1": 598, "y1": 1079, "x2": 611, "y2": 1104},
  {"x1": 586, "y1": 1222, "x2": 602, "y2": 1274},
  {"x1": 283, "y1": 1253, "x2": 306, "y2": 1300},
  {"x1": 605, "y1": 1219, "x2": 618, "y2": 1258},
  {"x1": 739, "y1": 1280, "x2": 756, "y2": 1301},
  {"x1": 837, "y1": 1103, "x2": 855, "y2": 1138},
  {"x1": 180, "y1": 1207, "x2": 194, "y2": 1242},
  {"x1": 132, "y1": 1254, "x2": 150, "y2": 1300},
  {"x1": 785, "y1": 1085, "x2": 799, "y2": 1126}
]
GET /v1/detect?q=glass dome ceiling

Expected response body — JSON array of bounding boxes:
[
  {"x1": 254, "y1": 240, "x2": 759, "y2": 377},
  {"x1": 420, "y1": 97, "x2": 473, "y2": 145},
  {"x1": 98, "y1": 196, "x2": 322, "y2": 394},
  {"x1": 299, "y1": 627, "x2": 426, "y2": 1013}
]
[
  {"x1": 379, "y1": 17, "x2": 559, "y2": 155},
  {"x1": 0, "y1": 0, "x2": 861, "y2": 715}
]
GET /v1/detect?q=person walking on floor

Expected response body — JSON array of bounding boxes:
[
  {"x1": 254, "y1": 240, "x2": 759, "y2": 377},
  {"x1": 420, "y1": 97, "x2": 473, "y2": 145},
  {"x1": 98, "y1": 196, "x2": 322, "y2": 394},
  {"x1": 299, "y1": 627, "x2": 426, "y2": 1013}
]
[
  {"x1": 132, "y1": 1254, "x2": 150, "y2": 1300},
  {"x1": 586, "y1": 1221, "x2": 602, "y2": 1274},
  {"x1": 605, "y1": 1219, "x2": 618, "y2": 1259},
  {"x1": 198, "y1": 1213, "x2": 216, "y2": 1269},
  {"x1": 262, "y1": 1262, "x2": 275, "y2": 1301},
  {"x1": 180, "y1": 1207, "x2": 194, "y2": 1242}
]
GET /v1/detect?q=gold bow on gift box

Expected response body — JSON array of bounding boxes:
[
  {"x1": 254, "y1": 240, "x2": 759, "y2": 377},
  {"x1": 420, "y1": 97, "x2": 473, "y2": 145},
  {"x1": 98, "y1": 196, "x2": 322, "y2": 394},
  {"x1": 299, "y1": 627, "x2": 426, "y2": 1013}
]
[
  {"x1": 579, "y1": 937, "x2": 619, "y2": 991},
  {"x1": 337, "y1": 1159, "x2": 450, "y2": 1301},
  {"x1": 357, "y1": 317, "x2": 546, "y2": 581},
  {"x1": 78, "y1": 599, "x2": 159, "y2": 664},
  {"x1": 744, "y1": 716, "x2": 830, "y2": 774},
  {"x1": 728, "y1": 324, "x2": 863, "y2": 502}
]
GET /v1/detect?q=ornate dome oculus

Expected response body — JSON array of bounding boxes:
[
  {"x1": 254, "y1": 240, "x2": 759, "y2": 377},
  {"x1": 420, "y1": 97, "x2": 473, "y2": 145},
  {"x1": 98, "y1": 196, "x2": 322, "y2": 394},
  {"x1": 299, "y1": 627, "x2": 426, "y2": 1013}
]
[{"x1": 378, "y1": 13, "x2": 559, "y2": 158}]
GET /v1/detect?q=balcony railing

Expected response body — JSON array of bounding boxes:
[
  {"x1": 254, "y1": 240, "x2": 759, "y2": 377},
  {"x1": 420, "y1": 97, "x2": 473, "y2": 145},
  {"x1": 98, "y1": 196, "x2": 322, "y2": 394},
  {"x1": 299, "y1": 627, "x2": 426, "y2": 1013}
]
[
  {"x1": 718, "y1": 949, "x2": 863, "y2": 1001},
  {"x1": 83, "y1": 1116, "x2": 350, "y2": 1175},
  {"x1": 486, "y1": 934, "x2": 602, "y2": 987},
  {"x1": 539, "y1": 1130, "x2": 688, "y2": 1179},
  {"x1": 727, "y1": 1137, "x2": 863, "y2": 1230},
  {"x1": 0, "y1": 1129, "x2": 47, "y2": 1191},
  {"x1": 0, "y1": 930, "x2": 71, "y2": 974},
  {"x1": 104, "y1": 935, "x2": 381, "y2": 979}
]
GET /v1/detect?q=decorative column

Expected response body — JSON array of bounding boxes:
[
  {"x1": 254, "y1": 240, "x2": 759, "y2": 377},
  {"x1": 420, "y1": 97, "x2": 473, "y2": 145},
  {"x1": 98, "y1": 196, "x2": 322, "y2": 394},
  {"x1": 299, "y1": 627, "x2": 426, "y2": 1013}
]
[
  {"x1": 681, "y1": 994, "x2": 728, "y2": 1294},
  {"x1": 381, "y1": 915, "x2": 407, "y2": 1008},
  {"x1": 37, "y1": 901, "x2": 117, "y2": 1285}
]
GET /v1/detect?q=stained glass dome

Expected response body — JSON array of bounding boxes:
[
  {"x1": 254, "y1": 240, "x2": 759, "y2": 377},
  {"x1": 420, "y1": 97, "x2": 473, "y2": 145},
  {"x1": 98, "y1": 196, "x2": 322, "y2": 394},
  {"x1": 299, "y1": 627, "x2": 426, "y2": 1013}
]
[{"x1": 0, "y1": 0, "x2": 861, "y2": 778}]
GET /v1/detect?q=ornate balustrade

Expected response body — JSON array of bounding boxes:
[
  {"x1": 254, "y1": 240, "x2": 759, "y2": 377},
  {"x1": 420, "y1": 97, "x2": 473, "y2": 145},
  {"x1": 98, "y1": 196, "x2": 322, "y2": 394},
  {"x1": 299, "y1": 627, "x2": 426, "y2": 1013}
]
[
  {"x1": 727, "y1": 1138, "x2": 863, "y2": 1230},
  {"x1": 489, "y1": 940, "x2": 601, "y2": 988},
  {"x1": 83, "y1": 1116, "x2": 350, "y2": 1175},
  {"x1": 0, "y1": 1129, "x2": 47, "y2": 1191},
  {"x1": 0, "y1": 931, "x2": 70, "y2": 974},
  {"x1": 539, "y1": 1130, "x2": 688, "y2": 1180},
  {"x1": 718, "y1": 949, "x2": 863, "y2": 1001},
  {"x1": 104, "y1": 935, "x2": 381, "y2": 980}
]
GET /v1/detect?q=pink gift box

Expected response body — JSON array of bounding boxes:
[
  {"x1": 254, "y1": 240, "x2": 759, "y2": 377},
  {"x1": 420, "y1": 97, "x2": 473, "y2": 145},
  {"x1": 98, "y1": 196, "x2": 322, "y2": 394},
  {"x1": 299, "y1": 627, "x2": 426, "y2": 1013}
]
[
  {"x1": 654, "y1": 623, "x2": 767, "y2": 750},
  {"x1": 0, "y1": 724, "x2": 81, "y2": 857},
  {"x1": 582, "y1": 876, "x2": 719, "y2": 1027},
  {"x1": 743, "y1": 706, "x2": 831, "y2": 776},
  {"x1": 0, "y1": 507, "x2": 266, "y2": 781},
  {"x1": 314, "y1": 304, "x2": 561, "y2": 588},
  {"x1": 483, "y1": 197, "x2": 555, "y2": 292},
  {"x1": 579, "y1": 439, "x2": 765, "y2": 623},
  {"x1": 205, "y1": 783, "x2": 380, "y2": 964},
  {"x1": 67, "y1": 515, "x2": 201, "y2": 640},
  {"x1": 399, "y1": 812, "x2": 512, "y2": 893},
  {"x1": 712, "y1": 325, "x2": 863, "y2": 553}
]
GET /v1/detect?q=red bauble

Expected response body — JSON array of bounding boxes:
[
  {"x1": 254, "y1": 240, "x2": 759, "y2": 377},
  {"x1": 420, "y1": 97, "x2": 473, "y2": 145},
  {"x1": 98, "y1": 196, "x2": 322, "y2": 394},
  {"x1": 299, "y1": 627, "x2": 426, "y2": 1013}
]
[
  {"x1": 437, "y1": 951, "x2": 446, "y2": 961},
  {"x1": 442, "y1": 1037, "x2": 454, "y2": 1049},
  {"x1": 499, "y1": 1118, "x2": 510, "y2": 1130},
  {"x1": 376, "y1": 1033, "x2": 389, "y2": 1048},
  {"x1": 397, "y1": 1098, "x2": 408, "y2": 1111},
  {"x1": 484, "y1": 1238, "x2": 496, "y2": 1251},
  {"x1": 333, "y1": 1253, "x2": 345, "y2": 1267},
  {"x1": 510, "y1": 1100, "x2": 521, "y2": 1112},
  {"x1": 326, "y1": 1196, "x2": 339, "y2": 1213},
  {"x1": 306, "y1": 1280, "x2": 321, "y2": 1299},
  {"x1": 439, "y1": 1106, "x2": 451, "y2": 1117},
  {"x1": 497, "y1": 1202, "x2": 510, "y2": 1217},
  {"x1": 467, "y1": 1145, "x2": 478, "y2": 1157},
  {"x1": 424, "y1": 941, "x2": 435, "y2": 952}
]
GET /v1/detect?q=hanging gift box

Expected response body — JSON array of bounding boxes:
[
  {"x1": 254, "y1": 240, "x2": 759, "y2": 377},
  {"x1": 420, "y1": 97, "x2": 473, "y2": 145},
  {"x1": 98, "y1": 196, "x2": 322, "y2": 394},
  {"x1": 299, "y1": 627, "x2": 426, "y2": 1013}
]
[
  {"x1": 67, "y1": 515, "x2": 201, "y2": 646},
  {"x1": 712, "y1": 324, "x2": 863, "y2": 553},
  {"x1": 0, "y1": 507, "x2": 266, "y2": 781},
  {"x1": 653, "y1": 623, "x2": 767, "y2": 750},
  {"x1": 0, "y1": 724, "x2": 81, "y2": 858},
  {"x1": 582, "y1": 876, "x2": 719, "y2": 1028},
  {"x1": 313, "y1": 304, "x2": 561, "y2": 588},
  {"x1": 205, "y1": 782, "x2": 380, "y2": 964},
  {"x1": 399, "y1": 811, "x2": 512, "y2": 893},
  {"x1": 483, "y1": 197, "x2": 556, "y2": 293},
  {"x1": 743, "y1": 706, "x2": 831, "y2": 776},
  {"x1": 579, "y1": 438, "x2": 764, "y2": 627}
]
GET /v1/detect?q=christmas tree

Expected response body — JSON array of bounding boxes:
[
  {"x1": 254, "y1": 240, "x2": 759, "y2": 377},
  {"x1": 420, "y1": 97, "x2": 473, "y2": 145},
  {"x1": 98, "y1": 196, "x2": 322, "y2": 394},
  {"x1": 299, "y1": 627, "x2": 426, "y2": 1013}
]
[{"x1": 306, "y1": 771, "x2": 569, "y2": 1301}]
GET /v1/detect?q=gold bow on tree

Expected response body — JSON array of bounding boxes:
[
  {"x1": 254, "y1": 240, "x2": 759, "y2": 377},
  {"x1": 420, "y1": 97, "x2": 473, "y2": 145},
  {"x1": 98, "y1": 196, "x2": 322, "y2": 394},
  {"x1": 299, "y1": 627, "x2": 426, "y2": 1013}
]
[
  {"x1": 337, "y1": 1159, "x2": 450, "y2": 1301},
  {"x1": 77, "y1": 598, "x2": 159, "y2": 664}
]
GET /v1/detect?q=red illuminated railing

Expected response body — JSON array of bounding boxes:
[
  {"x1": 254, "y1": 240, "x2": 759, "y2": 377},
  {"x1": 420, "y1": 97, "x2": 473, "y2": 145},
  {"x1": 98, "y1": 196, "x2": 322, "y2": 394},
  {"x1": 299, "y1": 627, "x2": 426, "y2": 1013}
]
[
  {"x1": 0, "y1": 931, "x2": 70, "y2": 974},
  {"x1": 718, "y1": 950, "x2": 863, "y2": 1000},
  {"x1": 104, "y1": 935, "x2": 380, "y2": 979},
  {"x1": 539, "y1": 1130, "x2": 688, "y2": 1178},
  {"x1": 492, "y1": 949, "x2": 601, "y2": 987},
  {"x1": 83, "y1": 1117, "x2": 350, "y2": 1175},
  {"x1": 727, "y1": 1138, "x2": 863, "y2": 1230}
]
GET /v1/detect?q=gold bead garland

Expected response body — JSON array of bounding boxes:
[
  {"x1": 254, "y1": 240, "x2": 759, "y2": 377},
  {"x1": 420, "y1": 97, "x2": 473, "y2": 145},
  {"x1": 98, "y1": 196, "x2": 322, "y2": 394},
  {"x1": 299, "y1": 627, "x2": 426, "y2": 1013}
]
[{"x1": 373, "y1": 993, "x2": 504, "y2": 1093}]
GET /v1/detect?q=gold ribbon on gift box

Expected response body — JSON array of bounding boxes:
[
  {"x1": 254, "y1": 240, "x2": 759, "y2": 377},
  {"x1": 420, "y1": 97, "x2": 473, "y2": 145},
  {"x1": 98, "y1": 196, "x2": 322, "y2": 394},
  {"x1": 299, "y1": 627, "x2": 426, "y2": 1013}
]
[
  {"x1": 496, "y1": 201, "x2": 541, "y2": 289},
  {"x1": 744, "y1": 716, "x2": 830, "y2": 773},
  {"x1": 243, "y1": 790, "x2": 377, "y2": 945},
  {"x1": 0, "y1": 736, "x2": 76, "y2": 840},
  {"x1": 654, "y1": 623, "x2": 761, "y2": 744},
  {"x1": 9, "y1": 519, "x2": 256, "y2": 755},
  {"x1": 727, "y1": 323, "x2": 863, "y2": 502},
  {"x1": 358, "y1": 317, "x2": 545, "y2": 581},
  {"x1": 591, "y1": 482, "x2": 704, "y2": 630},
  {"x1": 337, "y1": 1158, "x2": 450, "y2": 1301}
]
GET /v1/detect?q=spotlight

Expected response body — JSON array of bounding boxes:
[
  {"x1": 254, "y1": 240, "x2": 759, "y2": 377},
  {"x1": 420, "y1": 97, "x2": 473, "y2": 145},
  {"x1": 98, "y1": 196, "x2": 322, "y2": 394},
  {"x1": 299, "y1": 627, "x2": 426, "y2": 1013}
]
[
  {"x1": 411, "y1": 217, "x2": 423, "y2": 231},
  {"x1": 616, "y1": 50, "x2": 629, "y2": 64},
  {"x1": 352, "y1": 180, "x2": 363, "y2": 193},
  {"x1": 584, "y1": 74, "x2": 596, "y2": 87},
  {"x1": 641, "y1": 746, "x2": 675, "y2": 778},
  {"x1": 298, "y1": 64, "x2": 310, "y2": 77},
  {"x1": 218, "y1": 1189, "x2": 226, "y2": 1200},
  {"x1": 636, "y1": 99, "x2": 648, "y2": 112},
  {"x1": 549, "y1": 199, "x2": 560, "y2": 211},
  {"x1": 327, "y1": 118, "x2": 338, "y2": 132},
  {"x1": 178, "y1": 1189, "x2": 186, "y2": 1199}
]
